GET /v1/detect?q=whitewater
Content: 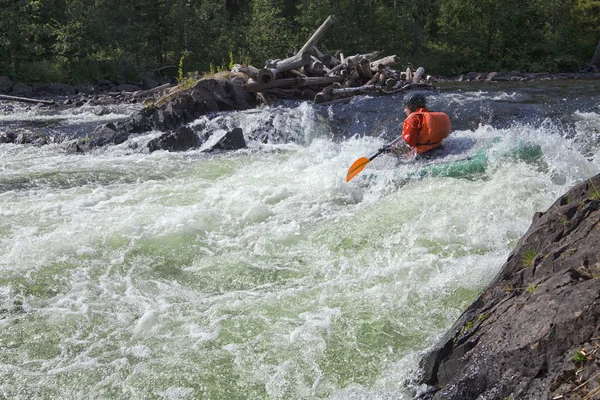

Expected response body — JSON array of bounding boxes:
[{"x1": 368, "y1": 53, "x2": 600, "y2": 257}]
[{"x1": 1, "y1": 80, "x2": 599, "y2": 399}]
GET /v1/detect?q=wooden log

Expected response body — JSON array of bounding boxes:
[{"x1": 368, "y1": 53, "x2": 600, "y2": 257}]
[
  {"x1": 243, "y1": 78, "x2": 298, "y2": 92},
  {"x1": 304, "y1": 60, "x2": 325, "y2": 76},
  {"x1": 257, "y1": 68, "x2": 278, "y2": 84},
  {"x1": 370, "y1": 55, "x2": 401, "y2": 70},
  {"x1": 413, "y1": 67, "x2": 425, "y2": 83},
  {"x1": 298, "y1": 76, "x2": 344, "y2": 86},
  {"x1": 298, "y1": 15, "x2": 336, "y2": 56},
  {"x1": 273, "y1": 52, "x2": 312, "y2": 74},
  {"x1": 358, "y1": 58, "x2": 373, "y2": 80},
  {"x1": 285, "y1": 69, "x2": 307, "y2": 78},
  {"x1": 331, "y1": 84, "x2": 379, "y2": 96},
  {"x1": 314, "y1": 85, "x2": 336, "y2": 103},
  {"x1": 132, "y1": 83, "x2": 172, "y2": 98},
  {"x1": 343, "y1": 70, "x2": 360, "y2": 87},
  {"x1": 385, "y1": 78, "x2": 397, "y2": 88},
  {"x1": 233, "y1": 65, "x2": 259, "y2": 81},
  {"x1": 313, "y1": 46, "x2": 340, "y2": 68},
  {"x1": 0, "y1": 94, "x2": 54, "y2": 105},
  {"x1": 366, "y1": 72, "x2": 380, "y2": 86},
  {"x1": 405, "y1": 67, "x2": 413, "y2": 82}
]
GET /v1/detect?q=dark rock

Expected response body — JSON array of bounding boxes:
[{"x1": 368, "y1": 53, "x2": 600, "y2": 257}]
[
  {"x1": 0, "y1": 131, "x2": 17, "y2": 143},
  {"x1": 0, "y1": 76, "x2": 13, "y2": 93},
  {"x1": 63, "y1": 141, "x2": 84, "y2": 154},
  {"x1": 416, "y1": 174, "x2": 600, "y2": 400},
  {"x1": 208, "y1": 127, "x2": 246, "y2": 151},
  {"x1": 34, "y1": 83, "x2": 76, "y2": 95},
  {"x1": 147, "y1": 126, "x2": 201, "y2": 152},
  {"x1": 11, "y1": 83, "x2": 33, "y2": 95},
  {"x1": 1, "y1": 128, "x2": 51, "y2": 145},
  {"x1": 142, "y1": 78, "x2": 158, "y2": 90},
  {"x1": 79, "y1": 122, "x2": 130, "y2": 150}
]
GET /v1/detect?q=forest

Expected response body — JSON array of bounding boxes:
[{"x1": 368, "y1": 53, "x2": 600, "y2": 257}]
[{"x1": 1, "y1": 0, "x2": 599, "y2": 85}]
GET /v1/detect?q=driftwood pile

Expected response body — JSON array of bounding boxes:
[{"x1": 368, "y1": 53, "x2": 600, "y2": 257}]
[{"x1": 234, "y1": 15, "x2": 434, "y2": 105}]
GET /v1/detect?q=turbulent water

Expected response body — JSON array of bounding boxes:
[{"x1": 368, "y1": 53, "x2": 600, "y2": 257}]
[{"x1": 1, "y1": 80, "x2": 599, "y2": 399}]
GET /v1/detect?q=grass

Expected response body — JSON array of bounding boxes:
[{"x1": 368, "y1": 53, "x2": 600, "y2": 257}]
[{"x1": 521, "y1": 248, "x2": 538, "y2": 268}]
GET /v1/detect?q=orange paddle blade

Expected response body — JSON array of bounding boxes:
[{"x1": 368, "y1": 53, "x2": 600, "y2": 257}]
[{"x1": 346, "y1": 157, "x2": 370, "y2": 182}]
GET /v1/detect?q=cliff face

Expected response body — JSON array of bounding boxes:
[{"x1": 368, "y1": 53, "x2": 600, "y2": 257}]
[{"x1": 417, "y1": 174, "x2": 600, "y2": 400}]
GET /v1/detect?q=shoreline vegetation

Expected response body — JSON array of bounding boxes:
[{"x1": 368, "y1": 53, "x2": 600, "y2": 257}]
[{"x1": 2, "y1": 2, "x2": 599, "y2": 87}]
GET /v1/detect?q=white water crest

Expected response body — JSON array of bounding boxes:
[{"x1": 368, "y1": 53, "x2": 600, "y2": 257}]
[{"x1": 1, "y1": 84, "x2": 599, "y2": 399}]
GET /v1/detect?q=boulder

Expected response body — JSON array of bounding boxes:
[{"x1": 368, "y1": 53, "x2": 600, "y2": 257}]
[
  {"x1": 205, "y1": 127, "x2": 246, "y2": 151},
  {"x1": 11, "y1": 83, "x2": 33, "y2": 95},
  {"x1": 34, "y1": 83, "x2": 76, "y2": 95},
  {"x1": 147, "y1": 126, "x2": 201, "y2": 152},
  {"x1": 77, "y1": 122, "x2": 130, "y2": 150},
  {"x1": 416, "y1": 174, "x2": 600, "y2": 400},
  {"x1": 0, "y1": 76, "x2": 13, "y2": 93}
]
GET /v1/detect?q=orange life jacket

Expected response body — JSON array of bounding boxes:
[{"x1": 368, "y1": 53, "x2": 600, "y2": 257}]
[{"x1": 413, "y1": 111, "x2": 452, "y2": 154}]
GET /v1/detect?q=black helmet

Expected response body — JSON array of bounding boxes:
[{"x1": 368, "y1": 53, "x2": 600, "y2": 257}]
[{"x1": 404, "y1": 92, "x2": 426, "y2": 110}]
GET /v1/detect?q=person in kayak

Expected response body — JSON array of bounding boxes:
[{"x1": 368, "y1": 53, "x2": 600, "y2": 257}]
[{"x1": 381, "y1": 92, "x2": 452, "y2": 158}]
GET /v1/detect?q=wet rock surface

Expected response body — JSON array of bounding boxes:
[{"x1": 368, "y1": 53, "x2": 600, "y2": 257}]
[{"x1": 416, "y1": 174, "x2": 600, "y2": 400}]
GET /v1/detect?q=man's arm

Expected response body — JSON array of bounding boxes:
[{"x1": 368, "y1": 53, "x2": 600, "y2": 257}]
[{"x1": 401, "y1": 114, "x2": 421, "y2": 148}]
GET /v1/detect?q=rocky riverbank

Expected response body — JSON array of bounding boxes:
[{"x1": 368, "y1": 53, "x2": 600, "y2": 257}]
[{"x1": 415, "y1": 174, "x2": 600, "y2": 399}]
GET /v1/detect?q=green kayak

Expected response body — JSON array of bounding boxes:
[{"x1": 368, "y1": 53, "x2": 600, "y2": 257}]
[{"x1": 416, "y1": 140, "x2": 543, "y2": 178}]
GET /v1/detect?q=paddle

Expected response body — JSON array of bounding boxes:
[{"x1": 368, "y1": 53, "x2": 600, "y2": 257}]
[{"x1": 345, "y1": 137, "x2": 404, "y2": 182}]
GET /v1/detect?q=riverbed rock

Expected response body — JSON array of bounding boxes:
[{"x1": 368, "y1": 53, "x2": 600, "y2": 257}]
[
  {"x1": 11, "y1": 83, "x2": 33, "y2": 95},
  {"x1": 204, "y1": 127, "x2": 247, "y2": 152},
  {"x1": 0, "y1": 76, "x2": 13, "y2": 93},
  {"x1": 415, "y1": 174, "x2": 600, "y2": 399},
  {"x1": 34, "y1": 83, "x2": 76, "y2": 96},
  {"x1": 147, "y1": 126, "x2": 201, "y2": 152}
]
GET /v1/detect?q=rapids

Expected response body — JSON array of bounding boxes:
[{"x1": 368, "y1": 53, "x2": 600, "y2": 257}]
[{"x1": 1, "y1": 80, "x2": 599, "y2": 399}]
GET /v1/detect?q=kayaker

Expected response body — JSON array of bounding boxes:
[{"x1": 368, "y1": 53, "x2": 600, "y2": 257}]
[{"x1": 381, "y1": 92, "x2": 452, "y2": 158}]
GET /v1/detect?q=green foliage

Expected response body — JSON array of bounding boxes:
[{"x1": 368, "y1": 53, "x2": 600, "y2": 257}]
[
  {"x1": 521, "y1": 248, "x2": 537, "y2": 268},
  {"x1": 1, "y1": 0, "x2": 598, "y2": 84},
  {"x1": 572, "y1": 350, "x2": 587, "y2": 363}
]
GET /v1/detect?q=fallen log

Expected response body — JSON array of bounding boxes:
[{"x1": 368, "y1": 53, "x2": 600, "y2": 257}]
[
  {"x1": 0, "y1": 94, "x2": 54, "y2": 105},
  {"x1": 413, "y1": 66, "x2": 425, "y2": 83},
  {"x1": 331, "y1": 84, "x2": 379, "y2": 96},
  {"x1": 370, "y1": 55, "x2": 401, "y2": 70},
  {"x1": 243, "y1": 78, "x2": 298, "y2": 92},
  {"x1": 298, "y1": 76, "x2": 344, "y2": 87},
  {"x1": 233, "y1": 65, "x2": 259, "y2": 81},
  {"x1": 271, "y1": 52, "x2": 312, "y2": 74},
  {"x1": 132, "y1": 83, "x2": 172, "y2": 98},
  {"x1": 257, "y1": 68, "x2": 278, "y2": 84},
  {"x1": 297, "y1": 15, "x2": 336, "y2": 56},
  {"x1": 358, "y1": 58, "x2": 373, "y2": 80}
]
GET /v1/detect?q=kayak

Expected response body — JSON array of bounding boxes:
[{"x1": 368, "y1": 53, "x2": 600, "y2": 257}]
[{"x1": 415, "y1": 140, "x2": 543, "y2": 179}]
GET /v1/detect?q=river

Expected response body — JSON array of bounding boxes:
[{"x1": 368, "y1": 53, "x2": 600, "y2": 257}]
[{"x1": 1, "y1": 80, "x2": 599, "y2": 399}]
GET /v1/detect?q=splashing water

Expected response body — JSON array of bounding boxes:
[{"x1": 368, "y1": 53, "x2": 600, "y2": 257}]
[{"x1": 1, "y1": 81, "x2": 599, "y2": 399}]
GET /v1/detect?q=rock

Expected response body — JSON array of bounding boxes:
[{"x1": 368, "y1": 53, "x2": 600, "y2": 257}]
[
  {"x1": 0, "y1": 76, "x2": 13, "y2": 93},
  {"x1": 126, "y1": 75, "x2": 257, "y2": 134},
  {"x1": 209, "y1": 127, "x2": 246, "y2": 151},
  {"x1": 11, "y1": 83, "x2": 33, "y2": 95},
  {"x1": 142, "y1": 78, "x2": 158, "y2": 90},
  {"x1": 147, "y1": 126, "x2": 201, "y2": 152},
  {"x1": 416, "y1": 174, "x2": 600, "y2": 400},
  {"x1": 34, "y1": 83, "x2": 76, "y2": 95},
  {"x1": 0, "y1": 131, "x2": 17, "y2": 143},
  {"x1": 79, "y1": 122, "x2": 130, "y2": 150}
]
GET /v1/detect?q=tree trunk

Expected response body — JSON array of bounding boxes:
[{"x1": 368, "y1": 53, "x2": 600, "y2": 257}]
[
  {"x1": 297, "y1": 15, "x2": 336, "y2": 56},
  {"x1": 0, "y1": 94, "x2": 54, "y2": 105},
  {"x1": 591, "y1": 38, "x2": 600, "y2": 66}
]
